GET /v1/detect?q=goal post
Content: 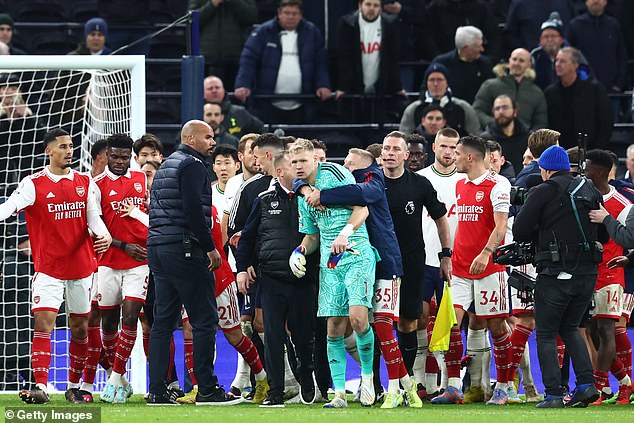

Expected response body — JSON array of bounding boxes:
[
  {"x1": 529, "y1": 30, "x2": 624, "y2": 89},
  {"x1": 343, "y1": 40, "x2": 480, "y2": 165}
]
[{"x1": 0, "y1": 55, "x2": 147, "y2": 394}]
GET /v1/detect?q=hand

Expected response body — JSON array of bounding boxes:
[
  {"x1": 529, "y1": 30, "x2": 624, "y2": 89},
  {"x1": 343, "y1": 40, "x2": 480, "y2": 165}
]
[
  {"x1": 316, "y1": 87, "x2": 332, "y2": 101},
  {"x1": 17, "y1": 239, "x2": 31, "y2": 257},
  {"x1": 335, "y1": 90, "x2": 345, "y2": 100},
  {"x1": 229, "y1": 231, "x2": 241, "y2": 248},
  {"x1": 439, "y1": 256, "x2": 452, "y2": 283},
  {"x1": 298, "y1": 186, "x2": 312, "y2": 197},
  {"x1": 589, "y1": 204, "x2": 609, "y2": 224},
  {"x1": 289, "y1": 246, "x2": 306, "y2": 278},
  {"x1": 246, "y1": 265, "x2": 257, "y2": 283},
  {"x1": 607, "y1": 256, "x2": 630, "y2": 269},
  {"x1": 234, "y1": 87, "x2": 251, "y2": 103},
  {"x1": 396, "y1": 89, "x2": 407, "y2": 98},
  {"x1": 469, "y1": 251, "x2": 490, "y2": 276},
  {"x1": 207, "y1": 249, "x2": 222, "y2": 271},
  {"x1": 123, "y1": 243, "x2": 147, "y2": 261},
  {"x1": 383, "y1": 1, "x2": 402, "y2": 14},
  {"x1": 331, "y1": 234, "x2": 348, "y2": 255},
  {"x1": 305, "y1": 188, "x2": 322, "y2": 208},
  {"x1": 94, "y1": 234, "x2": 112, "y2": 254},
  {"x1": 237, "y1": 272, "x2": 251, "y2": 295},
  {"x1": 119, "y1": 198, "x2": 137, "y2": 218}
]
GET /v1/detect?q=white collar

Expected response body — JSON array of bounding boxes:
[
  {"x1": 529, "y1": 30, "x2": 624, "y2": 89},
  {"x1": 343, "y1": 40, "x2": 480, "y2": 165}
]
[
  {"x1": 465, "y1": 170, "x2": 490, "y2": 185},
  {"x1": 106, "y1": 167, "x2": 132, "y2": 179},
  {"x1": 44, "y1": 166, "x2": 75, "y2": 182}
]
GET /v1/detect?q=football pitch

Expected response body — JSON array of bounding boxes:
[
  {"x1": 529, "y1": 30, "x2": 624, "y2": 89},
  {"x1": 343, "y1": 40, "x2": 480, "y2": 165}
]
[{"x1": 1, "y1": 395, "x2": 632, "y2": 423}]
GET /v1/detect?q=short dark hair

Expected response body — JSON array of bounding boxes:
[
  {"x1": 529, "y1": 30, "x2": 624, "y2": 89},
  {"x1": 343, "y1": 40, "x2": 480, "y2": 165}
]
[
  {"x1": 251, "y1": 132, "x2": 284, "y2": 152},
  {"x1": 405, "y1": 133, "x2": 427, "y2": 150},
  {"x1": 458, "y1": 135, "x2": 487, "y2": 160},
  {"x1": 107, "y1": 133, "x2": 133, "y2": 150},
  {"x1": 493, "y1": 94, "x2": 517, "y2": 110},
  {"x1": 421, "y1": 104, "x2": 445, "y2": 119},
  {"x1": 279, "y1": 0, "x2": 302, "y2": 10},
  {"x1": 436, "y1": 127, "x2": 460, "y2": 140},
  {"x1": 133, "y1": 133, "x2": 164, "y2": 156},
  {"x1": 204, "y1": 101, "x2": 223, "y2": 111},
  {"x1": 142, "y1": 160, "x2": 161, "y2": 171},
  {"x1": 366, "y1": 143, "x2": 382, "y2": 159},
  {"x1": 43, "y1": 128, "x2": 69, "y2": 149},
  {"x1": 211, "y1": 145, "x2": 239, "y2": 163},
  {"x1": 384, "y1": 130, "x2": 408, "y2": 143},
  {"x1": 566, "y1": 146, "x2": 581, "y2": 167},
  {"x1": 486, "y1": 139, "x2": 502, "y2": 155},
  {"x1": 586, "y1": 149, "x2": 613, "y2": 171},
  {"x1": 91, "y1": 139, "x2": 108, "y2": 160},
  {"x1": 310, "y1": 138, "x2": 327, "y2": 152},
  {"x1": 607, "y1": 151, "x2": 619, "y2": 170}
]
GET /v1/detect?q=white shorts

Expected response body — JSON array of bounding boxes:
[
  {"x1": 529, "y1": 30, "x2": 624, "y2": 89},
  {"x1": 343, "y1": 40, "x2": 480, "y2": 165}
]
[
  {"x1": 451, "y1": 272, "x2": 509, "y2": 318},
  {"x1": 621, "y1": 292, "x2": 634, "y2": 322},
  {"x1": 592, "y1": 284, "x2": 623, "y2": 320},
  {"x1": 31, "y1": 272, "x2": 92, "y2": 316},
  {"x1": 182, "y1": 282, "x2": 241, "y2": 331},
  {"x1": 373, "y1": 277, "x2": 401, "y2": 318},
  {"x1": 510, "y1": 264, "x2": 536, "y2": 315},
  {"x1": 90, "y1": 273, "x2": 99, "y2": 304},
  {"x1": 97, "y1": 265, "x2": 149, "y2": 309}
]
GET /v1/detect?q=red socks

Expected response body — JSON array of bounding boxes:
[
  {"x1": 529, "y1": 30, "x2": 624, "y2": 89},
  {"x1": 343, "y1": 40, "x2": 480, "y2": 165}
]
[
  {"x1": 491, "y1": 328, "x2": 512, "y2": 384},
  {"x1": 68, "y1": 336, "x2": 88, "y2": 384},
  {"x1": 32, "y1": 331, "x2": 52, "y2": 386},
  {"x1": 508, "y1": 324, "x2": 532, "y2": 381},
  {"x1": 615, "y1": 326, "x2": 632, "y2": 377},
  {"x1": 102, "y1": 331, "x2": 119, "y2": 368},
  {"x1": 374, "y1": 317, "x2": 408, "y2": 380},
  {"x1": 184, "y1": 337, "x2": 197, "y2": 386},
  {"x1": 234, "y1": 333, "x2": 264, "y2": 375},
  {"x1": 112, "y1": 325, "x2": 137, "y2": 375},
  {"x1": 82, "y1": 326, "x2": 102, "y2": 384},
  {"x1": 445, "y1": 329, "x2": 463, "y2": 379}
]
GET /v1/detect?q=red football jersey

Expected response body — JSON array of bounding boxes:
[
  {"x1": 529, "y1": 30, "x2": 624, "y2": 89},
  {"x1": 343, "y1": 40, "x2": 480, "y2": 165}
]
[
  {"x1": 596, "y1": 187, "x2": 631, "y2": 289},
  {"x1": 94, "y1": 169, "x2": 148, "y2": 270},
  {"x1": 212, "y1": 204, "x2": 234, "y2": 296},
  {"x1": 14, "y1": 168, "x2": 97, "y2": 280},
  {"x1": 452, "y1": 171, "x2": 510, "y2": 278}
]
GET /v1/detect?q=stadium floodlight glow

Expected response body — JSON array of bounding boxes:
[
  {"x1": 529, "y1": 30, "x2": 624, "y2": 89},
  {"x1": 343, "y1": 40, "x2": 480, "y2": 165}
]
[{"x1": 0, "y1": 55, "x2": 146, "y2": 394}]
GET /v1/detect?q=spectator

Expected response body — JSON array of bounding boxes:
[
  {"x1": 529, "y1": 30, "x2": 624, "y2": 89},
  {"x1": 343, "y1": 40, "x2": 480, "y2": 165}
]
[
  {"x1": 473, "y1": 48, "x2": 547, "y2": 131},
  {"x1": 480, "y1": 94, "x2": 530, "y2": 174},
  {"x1": 334, "y1": 0, "x2": 406, "y2": 123},
  {"x1": 486, "y1": 139, "x2": 515, "y2": 182},
  {"x1": 203, "y1": 101, "x2": 239, "y2": 149},
  {"x1": 430, "y1": 26, "x2": 495, "y2": 103},
  {"x1": 503, "y1": 0, "x2": 575, "y2": 52},
  {"x1": 0, "y1": 14, "x2": 25, "y2": 55},
  {"x1": 544, "y1": 47, "x2": 612, "y2": 150},
  {"x1": 531, "y1": 12, "x2": 567, "y2": 90},
  {"x1": 401, "y1": 62, "x2": 479, "y2": 136},
  {"x1": 622, "y1": 144, "x2": 634, "y2": 184},
  {"x1": 614, "y1": 0, "x2": 634, "y2": 58},
  {"x1": 566, "y1": 0, "x2": 627, "y2": 94},
  {"x1": 0, "y1": 41, "x2": 8, "y2": 55},
  {"x1": 188, "y1": 0, "x2": 258, "y2": 91},
  {"x1": 69, "y1": 18, "x2": 112, "y2": 56},
  {"x1": 427, "y1": 0, "x2": 501, "y2": 60},
  {"x1": 413, "y1": 104, "x2": 446, "y2": 145},
  {"x1": 203, "y1": 75, "x2": 264, "y2": 138},
  {"x1": 234, "y1": 0, "x2": 331, "y2": 124},
  {"x1": 97, "y1": 0, "x2": 150, "y2": 55},
  {"x1": 515, "y1": 128, "x2": 560, "y2": 188}
]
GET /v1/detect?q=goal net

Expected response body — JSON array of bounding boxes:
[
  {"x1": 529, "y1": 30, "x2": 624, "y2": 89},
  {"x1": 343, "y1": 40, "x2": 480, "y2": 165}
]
[{"x1": 0, "y1": 55, "x2": 146, "y2": 394}]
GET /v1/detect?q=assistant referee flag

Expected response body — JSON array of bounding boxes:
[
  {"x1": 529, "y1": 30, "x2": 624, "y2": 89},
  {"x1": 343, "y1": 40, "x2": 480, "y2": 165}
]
[{"x1": 429, "y1": 282, "x2": 458, "y2": 352}]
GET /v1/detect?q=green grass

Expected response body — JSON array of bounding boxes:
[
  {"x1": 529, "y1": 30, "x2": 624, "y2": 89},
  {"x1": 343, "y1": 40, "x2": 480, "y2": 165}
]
[{"x1": 1, "y1": 395, "x2": 632, "y2": 423}]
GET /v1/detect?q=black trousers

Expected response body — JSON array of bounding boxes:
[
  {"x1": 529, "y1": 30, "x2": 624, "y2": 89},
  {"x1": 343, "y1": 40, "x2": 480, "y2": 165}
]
[
  {"x1": 148, "y1": 242, "x2": 219, "y2": 396},
  {"x1": 260, "y1": 274, "x2": 316, "y2": 399},
  {"x1": 534, "y1": 273, "x2": 596, "y2": 396}
]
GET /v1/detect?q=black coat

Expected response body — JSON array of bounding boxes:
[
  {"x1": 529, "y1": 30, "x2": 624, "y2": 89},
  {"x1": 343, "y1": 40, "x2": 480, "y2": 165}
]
[
  {"x1": 544, "y1": 77, "x2": 613, "y2": 150},
  {"x1": 334, "y1": 11, "x2": 402, "y2": 95},
  {"x1": 431, "y1": 49, "x2": 495, "y2": 104}
]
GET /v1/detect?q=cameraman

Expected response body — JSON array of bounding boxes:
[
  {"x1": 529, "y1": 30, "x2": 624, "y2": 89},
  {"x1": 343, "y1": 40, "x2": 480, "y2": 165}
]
[{"x1": 513, "y1": 145, "x2": 608, "y2": 408}]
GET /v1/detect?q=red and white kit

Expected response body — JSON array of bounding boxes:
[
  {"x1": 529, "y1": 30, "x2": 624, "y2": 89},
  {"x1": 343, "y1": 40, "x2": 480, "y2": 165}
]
[
  {"x1": 452, "y1": 171, "x2": 511, "y2": 318},
  {"x1": 593, "y1": 186, "x2": 631, "y2": 320},
  {"x1": 94, "y1": 169, "x2": 149, "y2": 308}
]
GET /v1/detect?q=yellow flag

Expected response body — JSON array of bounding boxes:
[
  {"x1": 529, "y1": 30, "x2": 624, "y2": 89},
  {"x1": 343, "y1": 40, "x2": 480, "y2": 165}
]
[{"x1": 429, "y1": 281, "x2": 458, "y2": 352}]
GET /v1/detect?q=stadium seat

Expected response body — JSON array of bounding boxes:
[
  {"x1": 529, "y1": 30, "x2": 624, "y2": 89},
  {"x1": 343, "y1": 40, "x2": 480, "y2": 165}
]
[
  {"x1": 67, "y1": 0, "x2": 99, "y2": 23},
  {"x1": 149, "y1": 34, "x2": 187, "y2": 59},
  {"x1": 29, "y1": 32, "x2": 77, "y2": 55},
  {"x1": 146, "y1": 99, "x2": 180, "y2": 125},
  {"x1": 11, "y1": 1, "x2": 67, "y2": 23},
  {"x1": 147, "y1": 0, "x2": 177, "y2": 24}
]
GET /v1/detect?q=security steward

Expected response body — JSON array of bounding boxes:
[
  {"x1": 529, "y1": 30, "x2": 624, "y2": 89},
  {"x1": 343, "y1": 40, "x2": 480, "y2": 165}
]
[
  {"x1": 147, "y1": 120, "x2": 240, "y2": 405},
  {"x1": 513, "y1": 145, "x2": 608, "y2": 409},
  {"x1": 235, "y1": 151, "x2": 318, "y2": 407}
]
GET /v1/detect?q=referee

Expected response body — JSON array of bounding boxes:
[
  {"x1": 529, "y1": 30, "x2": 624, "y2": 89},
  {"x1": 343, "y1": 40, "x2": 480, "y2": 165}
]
[{"x1": 146, "y1": 120, "x2": 240, "y2": 405}]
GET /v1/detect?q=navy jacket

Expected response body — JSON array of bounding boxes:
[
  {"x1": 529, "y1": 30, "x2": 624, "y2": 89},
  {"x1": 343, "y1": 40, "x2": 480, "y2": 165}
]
[
  {"x1": 293, "y1": 162, "x2": 403, "y2": 279},
  {"x1": 567, "y1": 12, "x2": 627, "y2": 90},
  {"x1": 431, "y1": 49, "x2": 495, "y2": 104},
  {"x1": 234, "y1": 17, "x2": 330, "y2": 94}
]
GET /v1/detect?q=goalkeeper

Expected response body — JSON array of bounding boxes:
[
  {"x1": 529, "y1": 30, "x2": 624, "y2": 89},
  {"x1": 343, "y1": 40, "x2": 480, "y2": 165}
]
[{"x1": 288, "y1": 140, "x2": 378, "y2": 409}]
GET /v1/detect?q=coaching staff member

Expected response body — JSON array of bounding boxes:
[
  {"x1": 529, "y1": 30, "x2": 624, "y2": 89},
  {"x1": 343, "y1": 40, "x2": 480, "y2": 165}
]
[
  {"x1": 513, "y1": 145, "x2": 606, "y2": 408},
  {"x1": 147, "y1": 120, "x2": 240, "y2": 405}
]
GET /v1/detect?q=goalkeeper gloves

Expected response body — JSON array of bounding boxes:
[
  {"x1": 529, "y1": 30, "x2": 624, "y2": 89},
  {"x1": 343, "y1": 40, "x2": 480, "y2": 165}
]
[
  {"x1": 327, "y1": 242, "x2": 359, "y2": 269},
  {"x1": 289, "y1": 245, "x2": 307, "y2": 278}
]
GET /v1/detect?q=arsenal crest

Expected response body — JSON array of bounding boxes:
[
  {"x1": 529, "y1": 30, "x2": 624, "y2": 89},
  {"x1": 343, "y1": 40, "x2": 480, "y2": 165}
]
[
  {"x1": 475, "y1": 191, "x2": 484, "y2": 202},
  {"x1": 33, "y1": 296, "x2": 40, "y2": 304},
  {"x1": 134, "y1": 182, "x2": 143, "y2": 193},
  {"x1": 76, "y1": 186, "x2": 85, "y2": 197}
]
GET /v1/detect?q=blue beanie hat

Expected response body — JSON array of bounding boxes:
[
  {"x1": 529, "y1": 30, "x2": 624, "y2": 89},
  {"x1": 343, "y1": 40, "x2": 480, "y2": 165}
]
[
  {"x1": 424, "y1": 63, "x2": 450, "y2": 85},
  {"x1": 84, "y1": 17, "x2": 108, "y2": 38},
  {"x1": 538, "y1": 145, "x2": 570, "y2": 171}
]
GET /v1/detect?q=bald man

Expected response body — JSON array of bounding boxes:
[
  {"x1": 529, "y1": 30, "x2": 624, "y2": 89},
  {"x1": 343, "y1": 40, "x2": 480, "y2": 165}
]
[
  {"x1": 473, "y1": 48, "x2": 548, "y2": 131},
  {"x1": 147, "y1": 120, "x2": 242, "y2": 405}
]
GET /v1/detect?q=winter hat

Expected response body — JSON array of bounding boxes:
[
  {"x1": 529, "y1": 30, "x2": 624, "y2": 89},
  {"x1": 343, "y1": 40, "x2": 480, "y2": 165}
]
[
  {"x1": 84, "y1": 17, "x2": 108, "y2": 38},
  {"x1": 424, "y1": 63, "x2": 450, "y2": 85},
  {"x1": 540, "y1": 11, "x2": 563, "y2": 36},
  {"x1": 0, "y1": 13, "x2": 14, "y2": 28},
  {"x1": 538, "y1": 145, "x2": 570, "y2": 171}
]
